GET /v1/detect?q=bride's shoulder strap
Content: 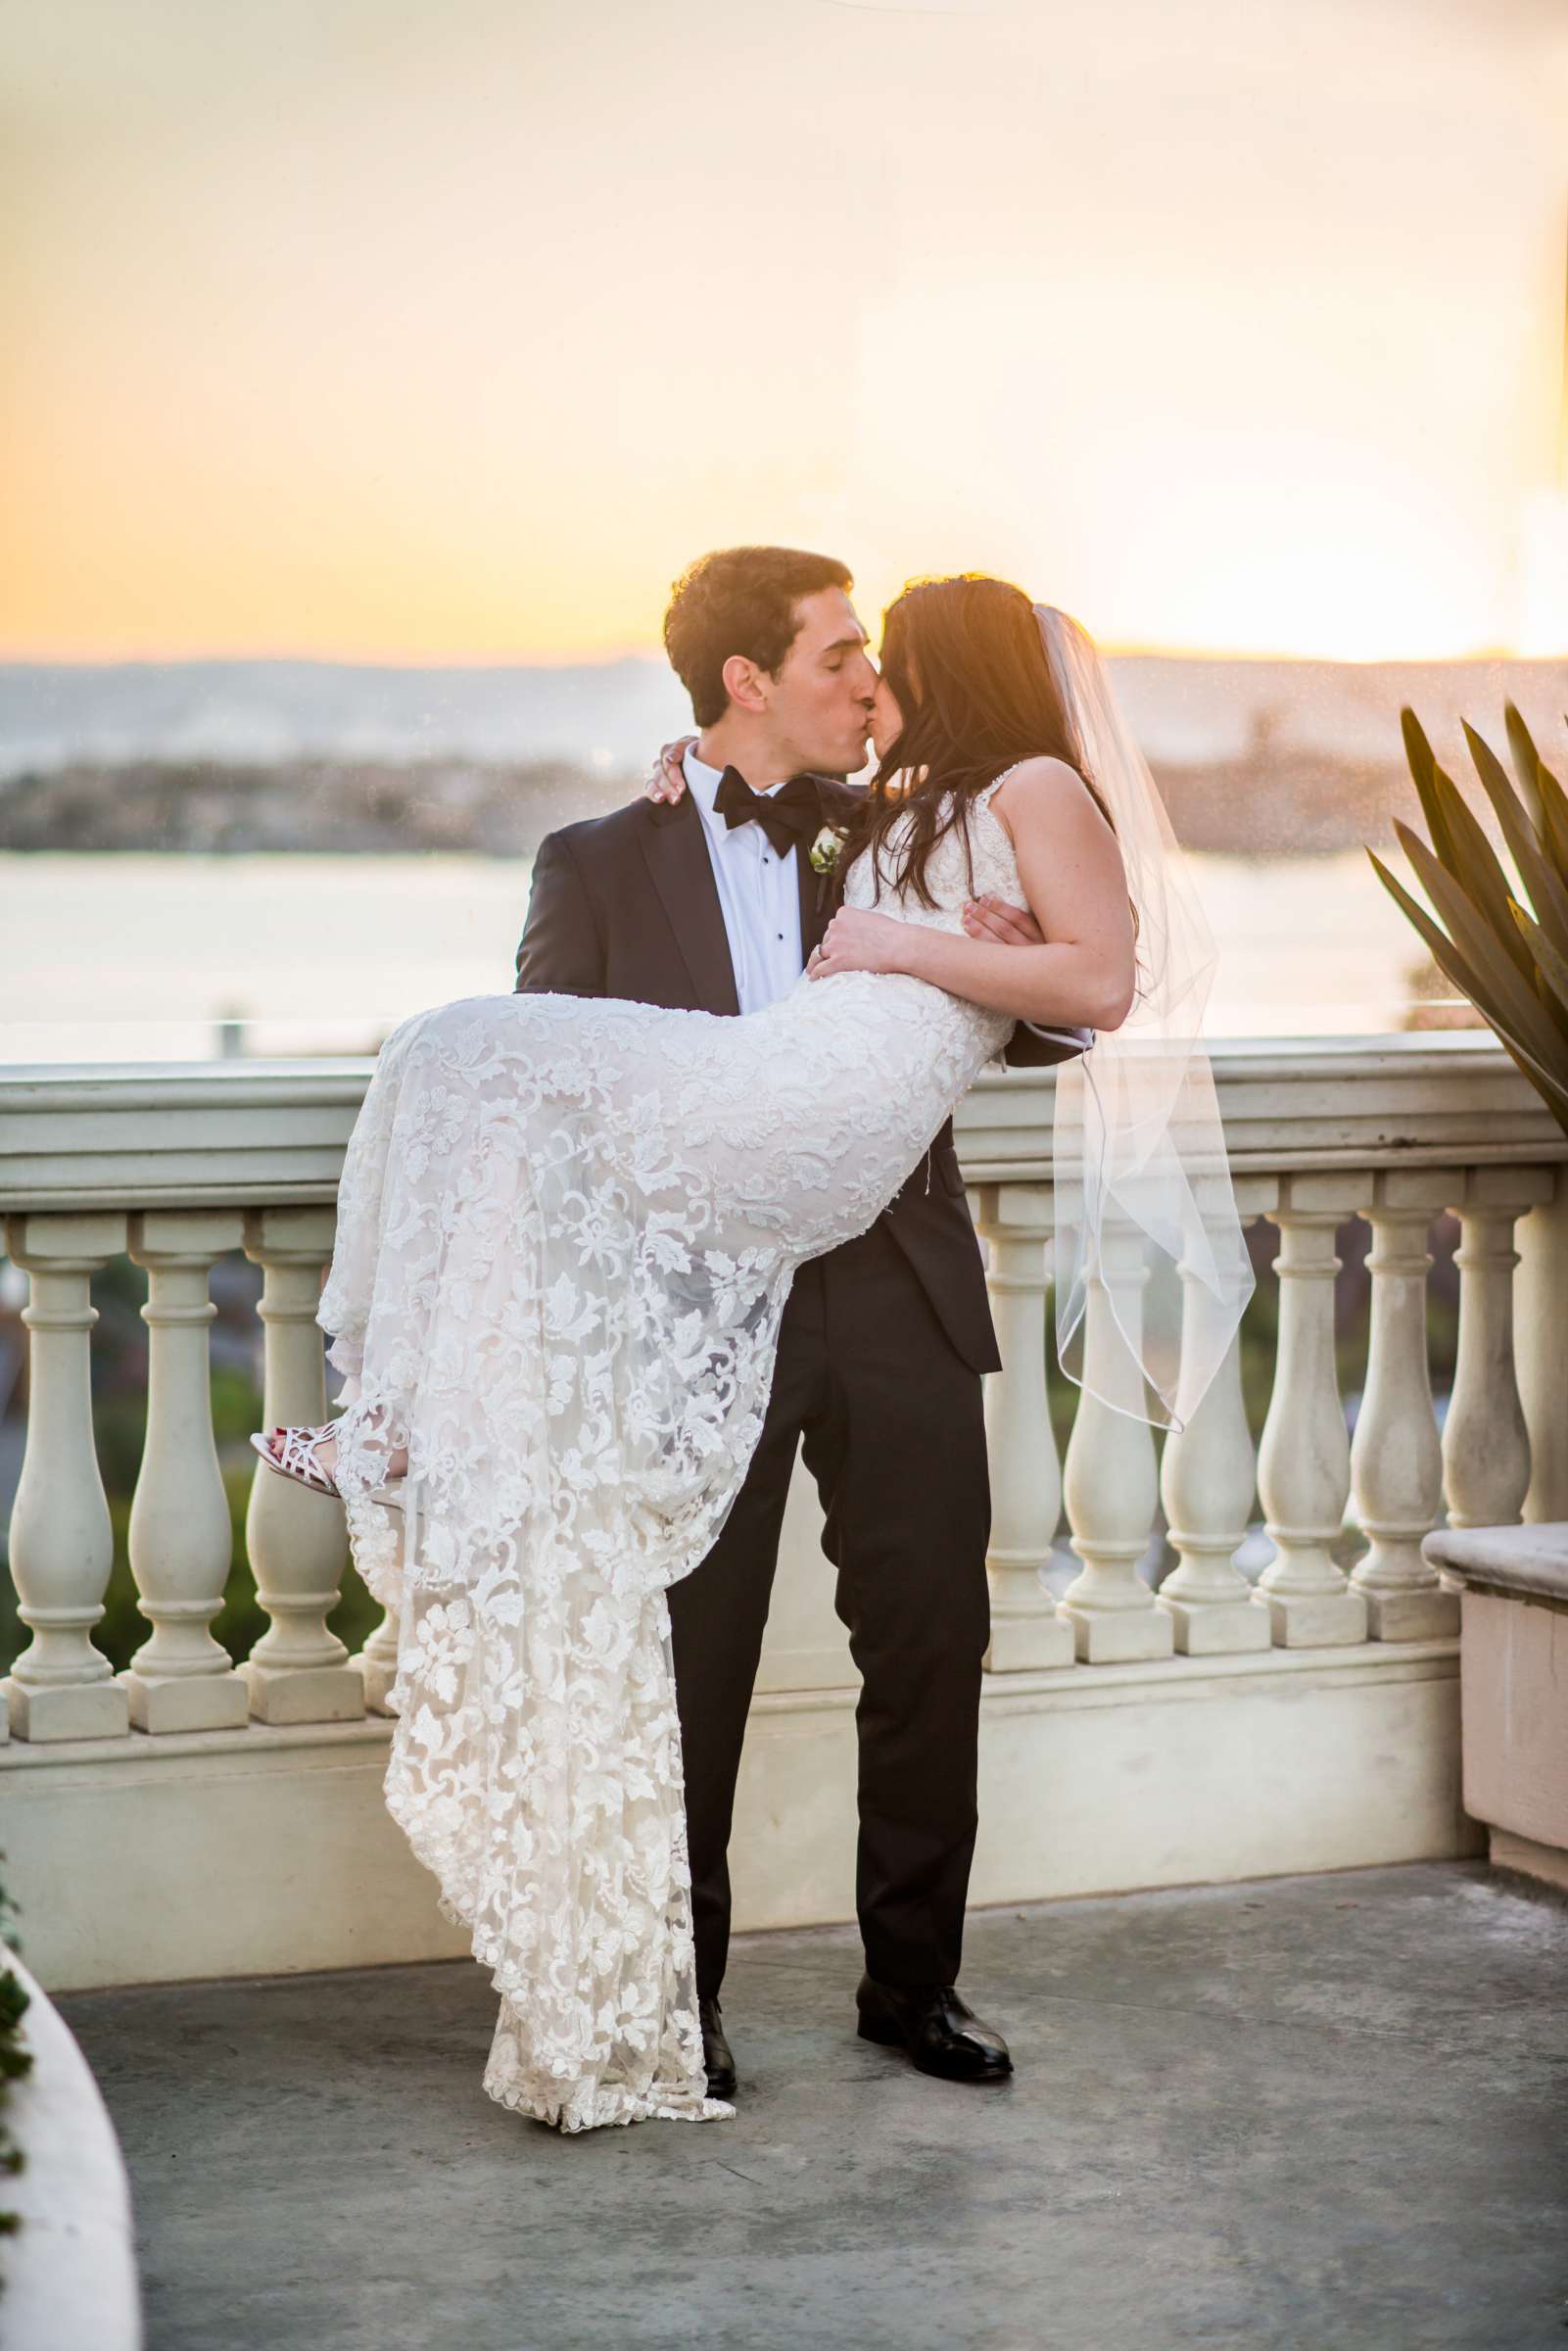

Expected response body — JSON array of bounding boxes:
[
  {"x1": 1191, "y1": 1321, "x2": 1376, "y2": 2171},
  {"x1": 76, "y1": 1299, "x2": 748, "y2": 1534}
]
[
  {"x1": 972, "y1": 756, "x2": 1048, "y2": 821},
  {"x1": 975, "y1": 754, "x2": 1057, "y2": 803},
  {"x1": 978, "y1": 754, "x2": 1103, "y2": 822}
]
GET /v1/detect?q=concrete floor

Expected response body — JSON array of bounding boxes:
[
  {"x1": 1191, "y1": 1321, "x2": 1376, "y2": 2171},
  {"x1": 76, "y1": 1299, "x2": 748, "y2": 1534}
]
[{"x1": 61, "y1": 1861, "x2": 1568, "y2": 2351}]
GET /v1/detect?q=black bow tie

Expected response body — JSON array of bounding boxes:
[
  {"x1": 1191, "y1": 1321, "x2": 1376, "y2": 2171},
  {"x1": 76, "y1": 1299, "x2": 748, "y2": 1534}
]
[{"x1": 714, "y1": 767, "x2": 825, "y2": 859}]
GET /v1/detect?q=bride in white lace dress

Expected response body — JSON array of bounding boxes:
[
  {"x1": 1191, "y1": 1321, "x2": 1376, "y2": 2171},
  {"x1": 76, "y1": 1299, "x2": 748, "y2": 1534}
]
[{"x1": 253, "y1": 578, "x2": 1239, "y2": 2133}]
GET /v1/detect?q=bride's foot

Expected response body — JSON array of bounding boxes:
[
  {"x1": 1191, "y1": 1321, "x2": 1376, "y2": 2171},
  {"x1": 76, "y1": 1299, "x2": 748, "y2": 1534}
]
[{"x1": 249, "y1": 1423, "x2": 409, "y2": 1500}]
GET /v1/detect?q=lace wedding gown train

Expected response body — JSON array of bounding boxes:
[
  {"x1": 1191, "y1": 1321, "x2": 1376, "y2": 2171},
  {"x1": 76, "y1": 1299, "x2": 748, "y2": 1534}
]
[{"x1": 316, "y1": 780, "x2": 1022, "y2": 2130}]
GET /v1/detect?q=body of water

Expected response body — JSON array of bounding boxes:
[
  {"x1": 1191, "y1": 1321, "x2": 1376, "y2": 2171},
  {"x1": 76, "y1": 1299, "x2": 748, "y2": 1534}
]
[{"x1": 3, "y1": 847, "x2": 1445, "y2": 1065}]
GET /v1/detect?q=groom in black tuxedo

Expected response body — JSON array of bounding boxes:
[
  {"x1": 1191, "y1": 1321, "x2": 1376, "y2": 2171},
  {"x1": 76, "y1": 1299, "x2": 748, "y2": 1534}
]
[{"x1": 515, "y1": 546, "x2": 1076, "y2": 2093}]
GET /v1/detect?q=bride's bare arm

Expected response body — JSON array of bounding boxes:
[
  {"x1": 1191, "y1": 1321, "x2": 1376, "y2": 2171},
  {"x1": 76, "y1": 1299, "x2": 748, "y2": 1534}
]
[{"x1": 808, "y1": 757, "x2": 1136, "y2": 1032}]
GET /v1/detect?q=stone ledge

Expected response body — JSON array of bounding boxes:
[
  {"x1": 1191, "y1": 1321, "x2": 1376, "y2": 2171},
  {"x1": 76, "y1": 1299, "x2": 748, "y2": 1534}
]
[
  {"x1": 0, "y1": 1634, "x2": 1462, "y2": 1771},
  {"x1": 3, "y1": 1643, "x2": 1477, "y2": 1993},
  {"x1": 7, "y1": 1037, "x2": 1567, "y2": 1211},
  {"x1": 1423, "y1": 1523, "x2": 1568, "y2": 1610}
]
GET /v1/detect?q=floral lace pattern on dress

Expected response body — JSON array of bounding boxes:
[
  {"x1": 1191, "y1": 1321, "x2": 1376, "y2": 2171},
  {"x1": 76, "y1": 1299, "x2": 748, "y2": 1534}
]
[{"x1": 317, "y1": 775, "x2": 1025, "y2": 2130}]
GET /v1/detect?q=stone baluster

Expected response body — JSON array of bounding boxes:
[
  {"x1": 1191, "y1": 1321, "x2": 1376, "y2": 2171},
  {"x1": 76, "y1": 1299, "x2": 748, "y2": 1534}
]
[
  {"x1": 356, "y1": 1602, "x2": 403, "y2": 1714},
  {"x1": 1515, "y1": 1176, "x2": 1568, "y2": 1523},
  {"x1": 974, "y1": 1184, "x2": 1074, "y2": 1669},
  {"x1": 241, "y1": 1209, "x2": 362, "y2": 1724},
  {"x1": 123, "y1": 1214, "x2": 252, "y2": 1731},
  {"x1": 1060, "y1": 1222, "x2": 1170, "y2": 1663},
  {"x1": 1442, "y1": 1169, "x2": 1550, "y2": 1535},
  {"x1": 1348, "y1": 1173, "x2": 1457, "y2": 1640},
  {"x1": 1, "y1": 1215, "x2": 130, "y2": 1741},
  {"x1": 1254, "y1": 1177, "x2": 1367, "y2": 1646},
  {"x1": 1158, "y1": 1183, "x2": 1271, "y2": 1655}
]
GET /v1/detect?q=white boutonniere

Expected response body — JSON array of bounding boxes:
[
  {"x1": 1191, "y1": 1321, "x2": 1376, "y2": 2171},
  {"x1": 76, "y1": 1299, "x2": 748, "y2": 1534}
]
[{"x1": 809, "y1": 824, "x2": 847, "y2": 876}]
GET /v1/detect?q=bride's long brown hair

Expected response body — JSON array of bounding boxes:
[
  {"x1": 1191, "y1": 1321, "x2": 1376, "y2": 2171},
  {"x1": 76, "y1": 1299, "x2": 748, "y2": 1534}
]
[{"x1": 842, "y1": 573, "x2": 1114, "y2": 910}]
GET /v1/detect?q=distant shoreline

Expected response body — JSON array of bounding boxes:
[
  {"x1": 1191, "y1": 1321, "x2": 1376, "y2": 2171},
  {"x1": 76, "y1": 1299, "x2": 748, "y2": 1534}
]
[
  {"x1": 0, "y1": 652, "x2": 1560, "y2": 787},
  {"x1": 2, "y1": 648, "x2": 1562, "y2": 861},
  {"x1": 0, "y1": 747, "x2": 1447, "y2": 859}
]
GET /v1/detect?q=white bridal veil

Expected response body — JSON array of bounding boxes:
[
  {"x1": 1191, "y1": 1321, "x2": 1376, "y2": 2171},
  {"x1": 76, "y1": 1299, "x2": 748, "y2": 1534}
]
[{"x1": 1033, "y1": 604, "x2": 1254, "y2": 1429}]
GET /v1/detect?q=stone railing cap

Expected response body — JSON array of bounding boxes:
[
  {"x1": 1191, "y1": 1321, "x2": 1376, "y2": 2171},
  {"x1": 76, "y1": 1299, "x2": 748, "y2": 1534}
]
[{"x1": 1422, "y1": 1524, "x2": 1568, "y2": 1605}]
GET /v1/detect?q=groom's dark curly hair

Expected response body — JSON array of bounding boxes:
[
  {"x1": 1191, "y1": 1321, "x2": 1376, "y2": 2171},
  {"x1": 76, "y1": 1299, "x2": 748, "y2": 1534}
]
[{"x1": 664, "y1": 546, "x2": 853, "y2": 727}]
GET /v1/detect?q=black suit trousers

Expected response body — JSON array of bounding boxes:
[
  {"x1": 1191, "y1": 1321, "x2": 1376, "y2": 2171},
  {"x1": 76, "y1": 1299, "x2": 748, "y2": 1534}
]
[{"x1": 667, "y1": 1217, "x2": 991, "y2": 2001}]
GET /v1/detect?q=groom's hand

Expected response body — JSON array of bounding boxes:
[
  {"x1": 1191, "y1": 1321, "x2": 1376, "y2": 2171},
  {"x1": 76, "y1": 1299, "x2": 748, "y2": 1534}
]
[
  {"x1": 643, "y1": 738, "x2": 696, "y2": 804},
  {"x1": 963, "y1": 892, "x2": 1044, "y2": 947}
]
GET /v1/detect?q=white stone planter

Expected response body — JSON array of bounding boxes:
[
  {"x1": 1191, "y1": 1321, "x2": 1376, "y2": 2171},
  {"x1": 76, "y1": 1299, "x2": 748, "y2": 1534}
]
[
  {"x1": 0, "y1": 1943, "x2": 141, "y2": 2350},
  {"x1": 1422, "y1": 1523, "x2": 1568, "y2": 1896}
]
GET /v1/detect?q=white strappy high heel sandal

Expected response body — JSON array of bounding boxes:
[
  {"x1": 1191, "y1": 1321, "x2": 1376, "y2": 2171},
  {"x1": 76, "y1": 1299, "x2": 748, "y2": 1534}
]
[{"x1": 249, "y1": 1423, "x2": 406, "y2": 1511}]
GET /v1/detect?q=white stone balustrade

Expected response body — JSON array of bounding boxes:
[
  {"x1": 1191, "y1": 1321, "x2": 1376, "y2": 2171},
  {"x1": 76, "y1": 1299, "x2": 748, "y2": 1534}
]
[
  {"x1": 242, "y1": 1208, "x2": 362, "y2": 1725},
  {"x1": 1157, "y1": 1180, "x2": 1273, "y2": 1655},
  {"x1": 3, "y1": 1051, "x2": 1565, "y2": 1715},
  {"x1": 123, "y1": 1212, "x2": 252, "y2": 1732},
  {"x1": 356, "y1": 1600, "x2": 402, "y2": 1715},
  {"x1": 1, "y1": 1213, "x2": 129, "y2": 1742},
  {"x1": 1, "y1": 1041, "x2": 1567, "y2": 1990},
  {"x1": 1348, "y1": 1174, "x2": 1457, "y2": 1641},
  {"x1": 1059, "y1": 1223, "x2": 1169, "y2": 1662},
  {"x1": 1254, "y1": 1178, "x2": 1367, "y2": 1647},
  {"x1": 972, "y1": 1184, "x2": 1073, "y2": 1669},
  {"x1": 1441, "y1": 1167, "x2": 1550, "y2": 1534},
  {"x1": 1516, "y1": 1186, "x2": 1568, "y2": 1523}
]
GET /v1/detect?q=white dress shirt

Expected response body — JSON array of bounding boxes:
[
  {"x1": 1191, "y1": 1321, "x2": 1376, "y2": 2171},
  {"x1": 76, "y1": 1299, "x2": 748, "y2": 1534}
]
[
  {"x1": 683, "y1": 744, "x2": 807, "y2": 1014},
  {"x1": 683, "y1": 746, "x2": 1090, "y2": 1059}
]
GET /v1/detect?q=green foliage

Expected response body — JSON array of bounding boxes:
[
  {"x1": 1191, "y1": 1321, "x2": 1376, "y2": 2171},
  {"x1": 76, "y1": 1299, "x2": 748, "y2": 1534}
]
[
  {"x1": 1371, "y1": 704, "x2": 1568, "y2": 1133},
  {"x1": 0, "y1": 1860, "x2": 32, "y2": 2257}
]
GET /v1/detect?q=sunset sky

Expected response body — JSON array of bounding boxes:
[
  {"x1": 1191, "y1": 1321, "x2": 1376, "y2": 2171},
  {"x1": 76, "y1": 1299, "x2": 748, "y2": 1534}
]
[{"x1": 4, "y1": 0, "x2": 1567, "y2": 665}]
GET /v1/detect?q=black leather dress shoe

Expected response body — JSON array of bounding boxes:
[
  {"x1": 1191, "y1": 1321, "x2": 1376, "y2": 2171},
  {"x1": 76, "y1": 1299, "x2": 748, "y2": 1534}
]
[
  {"x1": 855, "y1": 1974, "x2": 1013, "y2": 2083},
  {"x1": 699, "y1": 1994, "x2": 736, "y2": 2097}
]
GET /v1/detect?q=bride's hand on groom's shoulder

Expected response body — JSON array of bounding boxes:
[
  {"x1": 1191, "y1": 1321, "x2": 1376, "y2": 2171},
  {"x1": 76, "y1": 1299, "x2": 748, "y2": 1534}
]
[
  {"x1": 643, "y1": 739, "x2": 696, "y2": 803},
  {"x1": 808, "y1": 906, "x2": 913, "y2": 981}
]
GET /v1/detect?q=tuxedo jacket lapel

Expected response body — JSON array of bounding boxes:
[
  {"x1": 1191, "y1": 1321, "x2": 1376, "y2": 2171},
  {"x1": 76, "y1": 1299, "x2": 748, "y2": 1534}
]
[
  {"x1": 641, "y1": 770, "x2": 856, "y2": 1010},
  {"x1": 796, "y1": 840, "x2": 832, "y2": 961},
  {"x1": 641, "y1": 792, "x2": 741, "y2": 1018},
  {"x1": 798, "y1": 776, "x2": 863, "y2": 959}
]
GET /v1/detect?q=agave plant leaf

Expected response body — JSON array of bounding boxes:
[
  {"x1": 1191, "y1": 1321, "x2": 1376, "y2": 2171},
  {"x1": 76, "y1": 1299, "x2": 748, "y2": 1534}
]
[
  {"x1": 1485, "y1": 1028, "x2": 1568, "y2": 1133},
  {"x1": 1411, "y1": 747, "x2": 1540, "y2": 988},
  {"x1": 1504, "y1": 701, "x2": 1547, "y2": 832},
  {"x1": 1400, "y1": 707, "x2": 1465, "y2": 874},
  {"x1": 1536, "y1": 766, "x2": 1568, "y2": 876},
  {"x1": 1399, "y1": 824, "x2": 1568, "y2": 1051},
  {"x1": 1510, "y1": 900, "x2": 1568, "y2": 1021},
  {"x1": 1468, "y1": 1013, "x2": 1568, "y2": 1131},
  {"x1": 1504, "y1": 698, "x2": 1564, "y2": 794},
  {"x1": 1369, "y1": 853, "x2": 1523, "y2": 1049},
  {"x1": 1504, "y1": 700, "x2": 1568, "y2": 865},
  {"x1": 1371, "y1": 855, "x2": 1568, "y2": 1128},
  {"x1": 1372, "y1": 848, "x2": 1560, "y2": 1061},
  {"x1": 1401, "y1": 703, "x2": 1436, "y2": 786},
  {"x1": 1394, "y1": 824, "x2": 1568, "y2": 1052},
  {"x1": 1463, "y1": 721, "x2": 1568, "y2": 951}
]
